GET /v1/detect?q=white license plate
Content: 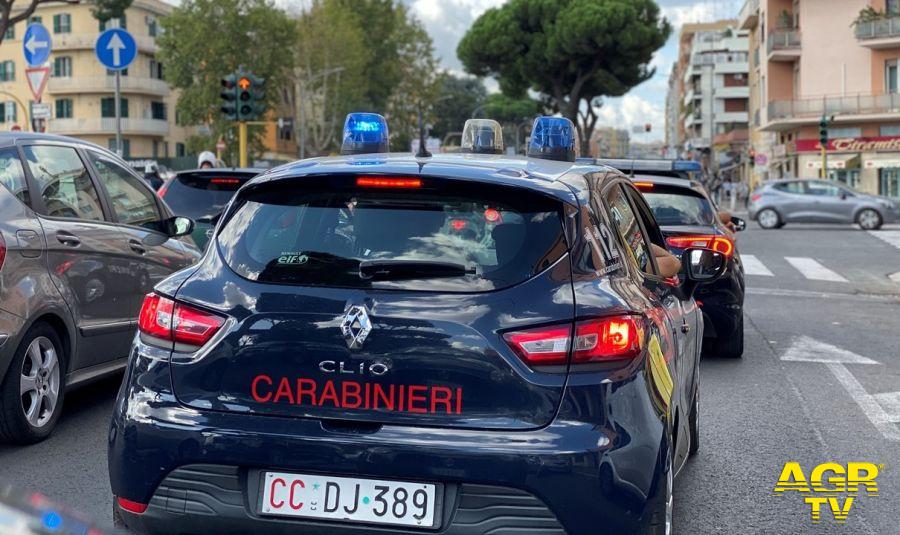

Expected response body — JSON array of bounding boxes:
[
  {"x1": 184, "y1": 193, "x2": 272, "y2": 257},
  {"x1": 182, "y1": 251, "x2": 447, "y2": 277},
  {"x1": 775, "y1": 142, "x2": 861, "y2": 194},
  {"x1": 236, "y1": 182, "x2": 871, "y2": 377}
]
[{"x1": 260, "y1": 471, "x2": 438, "y2": 528}]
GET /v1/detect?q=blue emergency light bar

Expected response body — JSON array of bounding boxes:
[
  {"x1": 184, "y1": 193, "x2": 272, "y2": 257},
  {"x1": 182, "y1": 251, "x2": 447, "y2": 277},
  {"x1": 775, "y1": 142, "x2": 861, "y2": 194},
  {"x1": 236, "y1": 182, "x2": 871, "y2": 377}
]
[
  {"x1": 527, "y1": 116, "x2": 577, "y2": 162},
  {"x1": 461, "y1": 119, "x2": 504, "y2": 154},
  {"x1": 341, "y1": 113, "x2": 389, "y2": 155}
]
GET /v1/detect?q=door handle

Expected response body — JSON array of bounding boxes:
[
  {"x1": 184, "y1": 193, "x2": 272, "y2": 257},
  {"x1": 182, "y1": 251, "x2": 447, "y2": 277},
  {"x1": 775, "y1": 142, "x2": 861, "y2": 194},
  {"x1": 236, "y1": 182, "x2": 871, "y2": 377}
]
[
  {"x1": 128, "y1": 239, "x2": 146, "y2": 255},
  {"x1": 55, "y1": 231, "x2": 81, "y2": 247}
]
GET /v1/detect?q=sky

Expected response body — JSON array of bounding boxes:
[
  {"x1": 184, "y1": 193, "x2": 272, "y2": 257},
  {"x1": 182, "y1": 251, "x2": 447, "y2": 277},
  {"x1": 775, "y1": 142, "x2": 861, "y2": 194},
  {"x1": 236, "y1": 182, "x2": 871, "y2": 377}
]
[{"x1": 405, "y1": 0, "x2": 746, "y2": 143}]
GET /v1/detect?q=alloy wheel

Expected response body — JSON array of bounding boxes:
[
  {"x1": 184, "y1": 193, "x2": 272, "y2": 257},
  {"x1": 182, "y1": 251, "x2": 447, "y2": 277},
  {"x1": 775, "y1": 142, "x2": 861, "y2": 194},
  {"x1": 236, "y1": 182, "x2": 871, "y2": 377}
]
[
  {"x1": 858, "y1": 209, "x2": 880, "y2": 230},
  {"x1": 758, "y1": 209, "x2": 778, "y2": 229},
  {"x1": 19, "y1": 336, "x2": 60, "y2": 428}
]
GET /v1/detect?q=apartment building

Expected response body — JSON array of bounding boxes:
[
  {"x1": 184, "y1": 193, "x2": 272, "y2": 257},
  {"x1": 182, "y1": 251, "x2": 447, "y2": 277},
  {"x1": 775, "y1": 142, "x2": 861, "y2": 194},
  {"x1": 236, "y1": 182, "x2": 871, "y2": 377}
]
[
  {"x1": 0, "y1": 0, "x2": 193, "y2": 159},
  {"x1": 590, "y1": 126, "x2": 631, "y2": 158},
  {"x1": 741, "y1": 0, "x2": 900, "y2": 198},
  {"x1": 667, "y1": 20, "x2": 751, "y2": 178}
]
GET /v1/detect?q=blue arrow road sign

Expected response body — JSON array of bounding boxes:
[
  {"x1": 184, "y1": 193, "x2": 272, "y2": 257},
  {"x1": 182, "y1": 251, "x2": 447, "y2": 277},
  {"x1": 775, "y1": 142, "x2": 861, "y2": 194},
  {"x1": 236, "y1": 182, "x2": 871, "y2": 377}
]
[
  {"x1": 23, "y1": 23, "x2": 51, "y2": 67},
  {"x1": 95, "y1": 28, "x2": 136, "y2": 71}
]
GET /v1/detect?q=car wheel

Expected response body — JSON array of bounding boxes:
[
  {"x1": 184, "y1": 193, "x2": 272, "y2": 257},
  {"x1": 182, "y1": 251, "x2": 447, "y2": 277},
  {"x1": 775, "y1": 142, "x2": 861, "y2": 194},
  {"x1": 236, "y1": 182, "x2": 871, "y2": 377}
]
[
  {"x1": 756, "y1": 208, "x2": 781, "y2": 229},
  {"x1": 716, "y1": 313, "x2": 744, "y2": 359},
  {"x1": 648, "y1": 440, "x2": 674, "y2": 535},
  {"x1": 688, "y1": 387, "x2": 700, "y2": 456},
  {"x1": 857, "y1": 209, "x2": 882, "y2": 231},
  {"x1": 0, "y1": 323, "x2": 67, "y2": 444}
]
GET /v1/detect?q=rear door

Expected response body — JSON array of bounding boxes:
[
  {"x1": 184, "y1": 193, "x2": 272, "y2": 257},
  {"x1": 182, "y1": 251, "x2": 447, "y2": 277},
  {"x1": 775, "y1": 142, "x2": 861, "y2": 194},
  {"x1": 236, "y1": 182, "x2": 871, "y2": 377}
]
[
  {"x1": 771, "y1": 181, "x2": 813, "y2": 222},
  {"x1": 21, "y1": 143, "x2": 137, "y2": 369},
  {"x1": 168, "y1": 175, "x2": 575, "y2": 430},
  {"x1": 803, "y1": 180, "x2": 856, "y2": 222}
]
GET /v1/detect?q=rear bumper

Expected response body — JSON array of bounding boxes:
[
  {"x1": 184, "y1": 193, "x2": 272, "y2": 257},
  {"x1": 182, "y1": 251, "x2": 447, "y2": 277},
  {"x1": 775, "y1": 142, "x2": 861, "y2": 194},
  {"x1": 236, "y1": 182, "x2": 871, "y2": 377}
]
[{"x1": 109, "y1": 346, "x2": 669, "y2": 535}]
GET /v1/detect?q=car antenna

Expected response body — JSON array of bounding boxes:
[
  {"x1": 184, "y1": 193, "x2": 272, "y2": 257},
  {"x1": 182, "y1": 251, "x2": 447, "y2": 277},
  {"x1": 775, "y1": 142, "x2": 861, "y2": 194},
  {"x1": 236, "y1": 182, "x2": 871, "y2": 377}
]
[
  {"x1": 629, "y1": 159, "x2": 635, "y2": 178},
  {"x1": 416, "y1": 107, "x2": 432, "y2": 158}
]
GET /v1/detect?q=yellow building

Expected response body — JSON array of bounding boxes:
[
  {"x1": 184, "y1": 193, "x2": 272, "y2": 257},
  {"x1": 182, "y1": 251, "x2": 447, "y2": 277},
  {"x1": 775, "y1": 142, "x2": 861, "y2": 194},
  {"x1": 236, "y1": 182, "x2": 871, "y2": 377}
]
[{"x1": 0, "y1": 0, "x2": 193, "y2": 159}]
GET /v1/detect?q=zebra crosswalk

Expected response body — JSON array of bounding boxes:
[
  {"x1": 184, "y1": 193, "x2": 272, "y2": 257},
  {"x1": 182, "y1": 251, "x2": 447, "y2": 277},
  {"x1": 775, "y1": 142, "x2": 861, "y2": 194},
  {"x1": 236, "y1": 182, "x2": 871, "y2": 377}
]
[
  {"x1": 741, "y1": 255, "x2": 859, "y2": 283},
  {"x1": 870, "y1": 230, "x2": 900, "y2": 250}
]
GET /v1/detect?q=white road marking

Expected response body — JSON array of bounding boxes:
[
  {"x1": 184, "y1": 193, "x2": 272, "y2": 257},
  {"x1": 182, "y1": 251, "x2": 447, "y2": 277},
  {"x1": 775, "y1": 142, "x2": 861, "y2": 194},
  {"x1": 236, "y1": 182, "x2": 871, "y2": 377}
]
[
  {"x1": 781, "y1": 337, "x2": 900, "y2": 441},
  {"x1": 784, "y1": 257, "x2": 848, "y2": 282},
  {"x1": 872, "y1": 392, "x2": 900, "y2": 423},
  {"x1": 741, "y1": 254, "x2": 773, "y2": 276},
  {"x1": 869, "y1": 230, "x2": 900, "y2": 250}
]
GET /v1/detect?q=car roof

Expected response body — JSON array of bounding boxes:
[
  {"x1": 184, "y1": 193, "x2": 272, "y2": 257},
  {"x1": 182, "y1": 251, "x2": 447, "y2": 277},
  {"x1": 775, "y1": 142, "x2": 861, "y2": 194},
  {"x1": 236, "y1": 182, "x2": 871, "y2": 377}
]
[
  {"x1": 0, "y1": 131, "x2": 105, "y2": 149},
  {"x1": 251, "y1": 153, "x2": 622, "y2": 204}
]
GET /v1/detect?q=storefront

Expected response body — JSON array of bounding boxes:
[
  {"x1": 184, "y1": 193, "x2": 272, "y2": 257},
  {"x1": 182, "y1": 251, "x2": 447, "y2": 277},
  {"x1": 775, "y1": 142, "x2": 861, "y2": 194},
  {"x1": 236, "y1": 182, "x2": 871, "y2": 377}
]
[
  {"x1": 794, "y1": 136, "x2": 900, "y2": 195},
  {"x1": 865, "y1": 157, "x2": 900, "y2": 198}
]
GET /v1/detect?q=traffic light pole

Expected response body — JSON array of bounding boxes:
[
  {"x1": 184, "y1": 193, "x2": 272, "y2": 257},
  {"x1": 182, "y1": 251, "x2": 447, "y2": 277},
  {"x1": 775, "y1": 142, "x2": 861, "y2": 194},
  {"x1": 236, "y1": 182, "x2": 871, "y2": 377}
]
[
  {"x1": 821, "y1": 146, "x2": 827, "y2": 179},
  {"x1": 238, "y1": 121, "x2": 248, "y2": 168}
]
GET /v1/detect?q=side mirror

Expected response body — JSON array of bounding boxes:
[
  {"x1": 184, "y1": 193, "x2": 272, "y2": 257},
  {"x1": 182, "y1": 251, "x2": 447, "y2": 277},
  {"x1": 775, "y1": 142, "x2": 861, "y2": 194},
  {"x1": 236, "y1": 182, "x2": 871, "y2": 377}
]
[
  {"x1": 681, "y1": 248, "x2": 727, "y2": 295},
  {"x1": 731, "y1": 216, "x2": 746, "y2": 232},
  {"x1": 165, "y1": 215, "x2": 194, "y2": 238}
]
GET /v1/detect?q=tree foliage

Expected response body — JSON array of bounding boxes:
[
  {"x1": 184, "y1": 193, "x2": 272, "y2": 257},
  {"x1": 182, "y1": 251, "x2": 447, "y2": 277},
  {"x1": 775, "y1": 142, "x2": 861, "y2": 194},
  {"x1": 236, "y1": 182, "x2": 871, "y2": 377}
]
[
  {"x1": 157, "y1": 0, "x2": 294, "y2": 161},
  {"x1": 430, "y1": 73, "x2": 486, "y2": 141},
  {"x1": 91, "y1": 0, "x2": 132, "y2": 22},
  {"x1": 458, "y1": 0, "x2": 670, "y2": 154},
  {"x1": 0, "y1": 0, "x2": 78, "y2": 46},
  {"x1": 481, "y1": 93, "x2": 543, "y2": 124}
]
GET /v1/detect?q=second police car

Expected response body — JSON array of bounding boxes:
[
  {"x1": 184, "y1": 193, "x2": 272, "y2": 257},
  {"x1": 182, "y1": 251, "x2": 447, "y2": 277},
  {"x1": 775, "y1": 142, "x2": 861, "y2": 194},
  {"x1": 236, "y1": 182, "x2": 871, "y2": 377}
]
[{"x1": 108, "y1": 113, "x2": 727, "y2": 534}]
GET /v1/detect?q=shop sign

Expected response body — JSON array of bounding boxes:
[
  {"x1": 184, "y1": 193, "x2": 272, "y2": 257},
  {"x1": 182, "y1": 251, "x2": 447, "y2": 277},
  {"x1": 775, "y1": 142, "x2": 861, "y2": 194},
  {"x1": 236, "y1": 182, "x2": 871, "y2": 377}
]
[
  {"x1": 795, "y1": 136, "x2": 900, "y2": 153},
  {"x1": 864, "y1": 159, "x2": 900, "y2": 169}
]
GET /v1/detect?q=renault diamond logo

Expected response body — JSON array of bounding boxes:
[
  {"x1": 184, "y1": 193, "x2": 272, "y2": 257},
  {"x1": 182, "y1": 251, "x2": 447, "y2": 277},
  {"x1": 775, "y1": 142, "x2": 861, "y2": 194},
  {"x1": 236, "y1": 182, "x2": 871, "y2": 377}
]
[{"x1": 341, "y1": 305, "x2": 372, "y2": 349}]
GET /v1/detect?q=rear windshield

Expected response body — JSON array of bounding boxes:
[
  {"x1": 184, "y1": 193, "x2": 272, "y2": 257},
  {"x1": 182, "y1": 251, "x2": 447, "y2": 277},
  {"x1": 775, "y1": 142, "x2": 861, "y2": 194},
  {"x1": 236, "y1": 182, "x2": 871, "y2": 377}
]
[
  {"x1": 642, "y1": 186, "x2": 716, "y2": 226},
  {"x1": 216, "y1": 176, "x2": 567, "y2": 292},
  {"x1": 164, "y1": 172, "x2": 253, "y2": 222}
]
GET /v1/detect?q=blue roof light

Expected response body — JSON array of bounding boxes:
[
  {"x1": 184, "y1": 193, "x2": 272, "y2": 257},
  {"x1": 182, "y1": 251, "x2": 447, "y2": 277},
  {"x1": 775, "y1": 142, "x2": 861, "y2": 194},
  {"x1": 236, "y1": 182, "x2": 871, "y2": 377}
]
[
  {"x1": 340, "y1": 113, "x2": 389, "y2": 155},
  {"x1": 527, "y1": 116, "x2": 577, "y2": 162},
  {"x1": 673, "y1": 160, "x2": 702, "y2": 172},
  {"x1": 42, "y1": 511, "x2": 63, "y2": 531},
  {"x1": 461, "y1": 119, "x2": 504, "y2": 154}
]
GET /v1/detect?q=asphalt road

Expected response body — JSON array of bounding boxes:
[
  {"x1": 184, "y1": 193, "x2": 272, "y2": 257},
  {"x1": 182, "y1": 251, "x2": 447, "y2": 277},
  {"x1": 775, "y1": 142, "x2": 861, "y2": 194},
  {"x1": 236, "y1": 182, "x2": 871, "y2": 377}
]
[{"x1": 0, "y1": 221, "x2": 898, "y2": 534}]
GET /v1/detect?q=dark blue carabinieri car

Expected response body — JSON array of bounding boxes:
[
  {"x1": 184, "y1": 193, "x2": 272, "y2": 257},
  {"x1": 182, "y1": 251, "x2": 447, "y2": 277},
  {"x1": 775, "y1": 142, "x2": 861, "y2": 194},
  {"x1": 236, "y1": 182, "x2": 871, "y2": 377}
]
[{"x1": 108, "y1": 116, "x2": 725, "y2": 535}]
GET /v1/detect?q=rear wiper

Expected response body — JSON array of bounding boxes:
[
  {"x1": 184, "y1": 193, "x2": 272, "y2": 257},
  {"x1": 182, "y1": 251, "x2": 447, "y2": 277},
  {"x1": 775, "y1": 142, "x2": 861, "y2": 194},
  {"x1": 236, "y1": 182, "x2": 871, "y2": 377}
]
[{"x1": 358, "y1": 260, "x2": 476, "y2": 281}]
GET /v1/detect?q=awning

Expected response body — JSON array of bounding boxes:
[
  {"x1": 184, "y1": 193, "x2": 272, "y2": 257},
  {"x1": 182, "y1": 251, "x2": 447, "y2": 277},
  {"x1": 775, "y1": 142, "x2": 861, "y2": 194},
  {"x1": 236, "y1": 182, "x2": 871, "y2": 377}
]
[
  {"x1": 805, "y1": 154, "x2": 859, "y2": 170},
  {"x1": 864, "y1": 155, "x2": 900, "y2": 169}
]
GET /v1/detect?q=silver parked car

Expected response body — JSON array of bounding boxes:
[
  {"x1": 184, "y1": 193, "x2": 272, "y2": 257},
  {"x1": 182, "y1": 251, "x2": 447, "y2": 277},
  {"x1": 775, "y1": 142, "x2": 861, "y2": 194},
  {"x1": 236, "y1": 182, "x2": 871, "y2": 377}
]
[
  {"x1": 748, "y1": 179, "x2": 899, "y2": 230},
  {"x1": 0, "y1": 133, "x2": 200, "y2": 444}
]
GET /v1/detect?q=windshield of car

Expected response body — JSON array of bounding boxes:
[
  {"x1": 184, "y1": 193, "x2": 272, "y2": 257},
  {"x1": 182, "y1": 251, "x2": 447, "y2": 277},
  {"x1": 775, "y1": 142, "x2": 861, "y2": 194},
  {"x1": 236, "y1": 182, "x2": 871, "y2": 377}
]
[
  {"x1": 163, "y1": 172, "x2": 254, "y2": 221},
  {"x1": 216, "y1": 177, "x2": 567, "y2": 292},
  {"x1": 642, "y1": 185, "x2": 716, "y2": 226}
]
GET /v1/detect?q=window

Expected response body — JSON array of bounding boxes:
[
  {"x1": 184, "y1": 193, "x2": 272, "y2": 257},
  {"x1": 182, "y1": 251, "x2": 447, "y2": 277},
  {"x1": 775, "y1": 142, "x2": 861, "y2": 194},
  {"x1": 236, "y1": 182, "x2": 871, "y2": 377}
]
[
  {"x1": 0, "y1": 61, "x2": 15, "y2": 82},
  {"x1": 889, "y1": 0, "x2": 900, "y2": 15},
  {"x1": 0, "y1": 101, "x2": 17, "y2": 123},
  {"x1": 176, "y1": 143, "x2": 185, "y2": 157},
  {"x1": 149, "y1": 60, "x2": 163, "y2": 80},
  {"x1": 828, "y1": 169, "x2": 861, "y2": 189},
  {"x1": 4, "y1": 24, "x2": 14, "y2": 40},
  {"x1": 150, "y1": 101, "x2": 166, "y2": 120},
  {"x1": 881, "y1": 125, "x2": 900, "y2": 136},
  {"x1": 29, "y1": 16, "x2": 41, "y2": 24},
  {"x1": 887, "y1": 60, "x2": 899, "y2": 94},
  {"x1": 101, "y1": 97, "x2": 129, "y2": 118},
  {"x1": 643, "y1": 186, "x2": 717, "y2": 226},
  {"x1": 148, "y1": 17, "x2": 158, "y2": 37},
  {"x1": 773, "y1": 181, "x2": 805, "y2": 194},
  {"x1": 0, "y1": 148, "x2": 29, "y2": 207},
  {"x1": 52, "y1": 13, "x2": 71, "y2": 33},
  {"x1": 107, "y1": 138, "x2": 131, "y2": 158},
  {"x1": 23, "y1": 145, "x2": 104, "y2": 221},
  {"x1": 805, "y1": 181, "x2": 843, "y2": 197},
  {"x1": 605, "y1": 184, "x2": 653, "y2": 275},
  {"x1": 55, "y1": 98, "x2": 73, "y2": 118},
  {"x1": 87, "y1": 151, "x2": 159, "y2": 228},
  {"x1": 52, "y1": 56, "x2": 72, "y2": 77},
  {"x1": 827, "y1": 127, "x2": 861, "y2": 138},
  {"x1": 99, "y1": 16, "x2": 126, "y2": 31}
]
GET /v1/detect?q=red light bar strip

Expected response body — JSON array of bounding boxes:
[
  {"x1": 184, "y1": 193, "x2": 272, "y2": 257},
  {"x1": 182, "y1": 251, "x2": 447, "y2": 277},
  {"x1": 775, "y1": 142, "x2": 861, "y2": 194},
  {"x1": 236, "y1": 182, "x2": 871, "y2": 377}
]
[
  {"x1": 633, "y1": 182, "x2": 655, "y2": 188},
  {"x1": 356, "y1": 176, "x2": 422, "y2": 188}
]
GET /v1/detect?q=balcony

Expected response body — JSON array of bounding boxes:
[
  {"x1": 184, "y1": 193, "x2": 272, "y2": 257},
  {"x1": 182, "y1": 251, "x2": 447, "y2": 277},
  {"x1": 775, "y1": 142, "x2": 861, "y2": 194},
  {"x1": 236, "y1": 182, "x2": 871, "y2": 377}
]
[
  {"x1": 48, "y1": 76, "x2": 170, "y2": 97},
  {"x1": 714, "y1": 111, "x2": 749, "y2": 123},
  {"x1": 739, "y1": 0, "x2": 759, "y2": 30},
  {"x1": 53, "y1": 33, "x2": 159, "y2": 54},
  {"x1": 714, "y1": 86, "x2": 750, "y2": 99},
  {"x1": 766, "y1": 93, "x2": 900, "y2": 131},
  {"x1": 767, "y1": 29, "x2": 801, "y2": 61},
  {"x1": 855, "y1": 16, "x2": 900, "y2": 49},
  {"x1": 714, "y1": 128, "x2": 749, "y2": 146},
  {"x1": 48, "y1": 118, "x2": 169, "y2": 136}
]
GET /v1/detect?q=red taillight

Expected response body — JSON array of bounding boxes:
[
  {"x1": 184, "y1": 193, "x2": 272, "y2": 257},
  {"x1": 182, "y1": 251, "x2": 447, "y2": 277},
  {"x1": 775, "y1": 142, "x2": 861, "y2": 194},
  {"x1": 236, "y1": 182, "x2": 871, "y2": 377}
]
[
  {"x1": 750, "y1": 193, "x2": 762, "y2": 202},
  {"x1": 138, "y1": 293, "x2": 224, "y2": 348},
  {"x1": 503, "y1": 315, "x2": 644, "y2": 366},
  {"x1": 666, "y1": 235, "x2": 734, "y2": 258},
  {"x1": 117, "y1": 497, "x2": 148, "y2": 514},
  {"x1": 0, "y1": 232, "x2": 7, "y2": 271},
  {"x1": 210, "y1": 177, "x2": 241, "y2": 185},
  {"x1": 356, "y1": 176, "x2": 421, "y2": 188}
]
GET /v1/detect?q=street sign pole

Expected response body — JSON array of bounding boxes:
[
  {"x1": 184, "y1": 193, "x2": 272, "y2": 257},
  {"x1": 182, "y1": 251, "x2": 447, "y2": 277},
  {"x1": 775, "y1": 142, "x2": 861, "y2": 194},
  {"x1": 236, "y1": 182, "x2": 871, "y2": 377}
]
[
  {"x1": 115, "y1": 70, "x2": 122, "y2": 156},
  {"x1": 238, "y1": 121, "x2": 248, "y2": 167}
]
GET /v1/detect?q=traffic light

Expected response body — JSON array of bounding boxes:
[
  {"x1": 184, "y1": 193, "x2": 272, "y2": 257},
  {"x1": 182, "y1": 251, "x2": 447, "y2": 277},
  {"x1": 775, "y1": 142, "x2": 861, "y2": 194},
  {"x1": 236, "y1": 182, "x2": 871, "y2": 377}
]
[
  {"x1": 819, "y1": 116, "x2": 828, "y2": 148},
  {"x1": 220, "y1": 74, "x2": 237, "y2": 121},
  {"x1": 236, "y1": 72, "x2": 266, "y2": 121}
]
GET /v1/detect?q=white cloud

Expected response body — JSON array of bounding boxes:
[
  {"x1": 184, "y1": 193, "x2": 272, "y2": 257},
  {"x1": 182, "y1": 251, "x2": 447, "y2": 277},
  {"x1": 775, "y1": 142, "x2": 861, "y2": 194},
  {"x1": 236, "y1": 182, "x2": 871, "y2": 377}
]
[
  {"x1": 660, "y1": 3, "x2": 717, "y2": 29},
  {"x1": 408, "y1": 0, "x2": 506, "y2": 70},
  {"x1": 595, "y1": 95, "x2": 665, "y2": 141}
]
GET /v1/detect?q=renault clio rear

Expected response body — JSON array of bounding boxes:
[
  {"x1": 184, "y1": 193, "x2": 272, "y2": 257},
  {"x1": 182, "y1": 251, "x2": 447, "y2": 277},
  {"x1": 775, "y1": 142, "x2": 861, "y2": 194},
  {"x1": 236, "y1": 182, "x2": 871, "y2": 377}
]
[{"x1": 109, "y1": 115, "x2": 724, "y2": 534}]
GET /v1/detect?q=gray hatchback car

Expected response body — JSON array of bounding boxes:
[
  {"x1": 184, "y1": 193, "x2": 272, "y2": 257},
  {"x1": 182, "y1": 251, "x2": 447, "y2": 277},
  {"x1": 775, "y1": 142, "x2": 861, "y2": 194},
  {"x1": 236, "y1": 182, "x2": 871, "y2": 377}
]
[
  {"x1": 748, "y1": 179, "x2": 899, "y2": 230},
  {"x1": 0, "y1": 133, "x2": 200, "y2": 444}
]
